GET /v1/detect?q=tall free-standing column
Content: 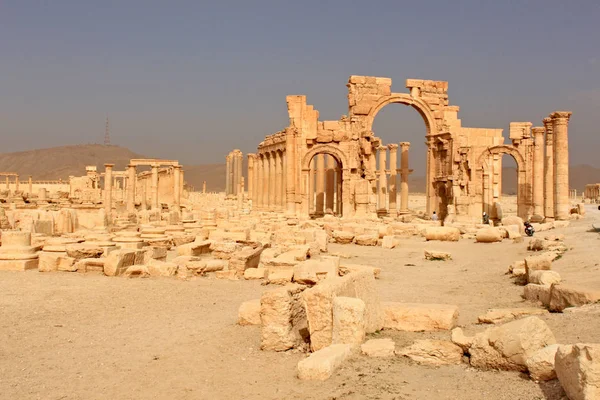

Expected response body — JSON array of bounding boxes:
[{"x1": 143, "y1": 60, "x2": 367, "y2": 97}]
[
  {"x1": 325, "y1": 156, "x2": 335, "y2": 213},
  {"x1": 552, "y1": 111, "x2": 572, "y2": 221},
  {"x1": 232, "y1": 153, "x2": 239, "y2": 196},
  {"x1": 5, "y1": 176, "x2": 8, "y2": 190},
  {"x1": 225, "y1": 154, "x2": 231, "y2": 195},
  {"x1": 315, "y1": 154, "x2": 325, "y2": 216},
  {"x1": 151, "y1": 164, "x2": 159, "y2": 210},
  {"x1": 285, "y1": 128, "x2": 296, "y2": 214},
  {"x1": 256, "y1": 155, "x2": 264, "y2": 210},
  {"x1": 388, "y1": 144, "x2": 398, "y2": 214},
  {"x1": 532, "y1": 127, "x2": 545, "y2": 217},
  {"x1": 267, "y1": 153, "x2": 275, "y2": 210},
  {"x1": 236, "y1": 151, "x2": 243, "y2": 197},
  {"x1": 400, "y1": 142, "x2": 411, "y2": 214},
  {"x1": 377, "y1": 146, "x2": 387, "y2": 212},
  {"x1": 247, "y1": 154, "x2": 255, "y2": 200},
  {"x1": 274, "y1": 151, "x2": 282, "y2": 210},
  {"x1": 104, "y1": 164, "x2": 114, "y2": 218},
  {"x1": 543, "y1": 117, "x2": 554, "y2": 220},
  {"x1": 15, "y1": 175, "x2": 19, "y2": 192},
  {"x1": 173, "y1": 165, "x2": 181, "y2": 207},
  {"x1": 127, "y1": 164, "x2": 136, "y2": 213},
  {"x1": 28, "y1": 176, "x2": 32, "y2": 195},
  {"x1": 280, "y1": 152, "x2": 286, "y2": 209}
]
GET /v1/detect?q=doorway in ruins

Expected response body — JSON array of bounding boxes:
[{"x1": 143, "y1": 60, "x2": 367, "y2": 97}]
[
  {"x1": 371, "y1": 104, "x2": 428, "y2": 216},
  {"x1": 307, "y1": 153, "x2": 342, "y2": 218}
]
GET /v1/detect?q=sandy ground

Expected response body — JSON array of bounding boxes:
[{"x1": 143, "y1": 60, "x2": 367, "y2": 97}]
[{"x1": 1, "y1": 206, "x2": 599, "y2": 400}]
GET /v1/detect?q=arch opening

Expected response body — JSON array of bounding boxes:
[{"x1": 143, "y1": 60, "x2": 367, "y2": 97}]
[{"x1": 306, "y1": 153, "x2": 343, "y2": 218}]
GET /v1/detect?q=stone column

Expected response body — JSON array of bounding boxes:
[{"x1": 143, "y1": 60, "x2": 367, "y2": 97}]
[
  {"x1": 28, "y1": 176, "x2": 32, "y2": 195},
  {"x1": 532, "y1": 127, "x2": 545, "y2": 217},
  {"x1": 5, "y1": 176, "x2": 8, "y2": 190},
  {"x1": 280, "y1": 152, "x2": 286, "y2": 209},
  {"x1": 274, "y1": 152, "x2": 282, "y2": 210},
  {"x1": 238, "y1": 177, "x2": 244, "y2": 209},
  {"x1": 15, "y1": 175, "x2": 19, "y2": 192},
  {"x1": 151, "y1": 164, "x2": 159, "y2": 210},
  {"x1": 104, "y1": 164, "x2": 114, "y2": 218},
  {"x1": 232, "y1": 153, "x2": 239, "y2": 196},
  {"x1": 325, "y1": 156, "x2": 335, "y2": 213},
  {"x1": 308, "y1": 160, "x2": 315, "y2": 214},
  {"x1": 225, "y1": 154, "x2": 231, "y2": 195},
  {"x1": 268, "y1": 153, "x2": 276, "y2": 210},
  {"x1": 237, "y1": 152, "x2": 243, "y2": 197},
  {"x1": 552, "y1": 111, "x2": 572, "y2": 221},
  {"x1": 247, "y1": 154, "x2": 255, "y2": 200},
  {"x1": 368, "y1": 152, "x2": 377, "y2": 214},
  {"x1": 543, "y1": 117, "x2": 554, "y2": 220},
  {"x1": 256, "y1": 155, "x2": 264, "y2": 210},
  {"x1": 127, "y1": 164, "x2": 136, "y2": 213},
  {"x1": 400, "y1": 142, "x2": 411, "y2": 214},
  {"x1": 202, "y1": 181, "x2": 206, "y2": 194},
  {"x1": 173, "y1": 165, "x2": 181, "y2": 207},
  {"x1": 316, "y1": 154, "x2": 325, "y2": 216},
  {"x1": 179, "y1": 168, "x2": 184, "y2": 200},
  {"x1": 388, "y1": 144, "x2": 398, "y2": 214},
  {"x1": 285, "y1": 128, "x2": 296, "y2": 214},
  {"x1": 336, "y1": 167, "x2": 342, "y2": 215},
  {"x1": 141, "y1": 182, "x2": 148, "y2": 210},
  {"x1": 377, "y1": 146, "x2": 387, "y2": 212}
]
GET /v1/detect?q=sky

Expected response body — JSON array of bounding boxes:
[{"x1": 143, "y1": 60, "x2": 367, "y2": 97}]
[{"x1": 1, "y1": 0, "x2": 599, "y2": 175}]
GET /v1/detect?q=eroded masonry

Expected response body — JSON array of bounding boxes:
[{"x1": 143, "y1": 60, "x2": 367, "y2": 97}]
[{"x1": 231, "y1": 76, "x2": 573, "y2": 222}]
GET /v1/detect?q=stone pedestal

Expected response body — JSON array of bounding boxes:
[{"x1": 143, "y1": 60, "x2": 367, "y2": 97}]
[{"x1": 0, "y1": 231, "x2": 39, "y2": 271}]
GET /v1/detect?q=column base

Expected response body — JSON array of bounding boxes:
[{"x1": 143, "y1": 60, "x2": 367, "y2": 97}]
[{"x1": 0, "y1": 258, "x2": 39, "y2": 271}]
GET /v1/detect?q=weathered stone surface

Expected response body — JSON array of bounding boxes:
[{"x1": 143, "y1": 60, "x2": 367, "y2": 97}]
[
  {"x1": 502, "y1": 216, "x2": 524, "y2": 233},
  {"x1": 525, "y1": 344, "x2": 559, "y2": 382},
  {"x1": 332, "y1": 230, "x2": 354, "y2": 244},
  {"x1": 381, "y1": 235, "x2": 398, "y2": 249},
  {"x1": 38, "y1": 252, "x2": 62, "y2": 272},
  {"x1": 555, "y1": 344, "x2": 600, "y2": 400},
  {"x1": 424, "y1": 250, "x2": 451, "y2": 261},
  {"x1": 297, "y1": 344, "x2": 352, "y2": 381},
  {"x1": 244, "y1": 267, "x2": 266, "y2": 280},
  {"x1": 303, "y1": 269, "x2": 383, "y2": 351},
  {"x1": 238, "y1": 299, "x2": 261, "y2": 326},
  {"x1": 476, "y1": 228, "x2": 503, "y2": 243},
  {"x1": 146, "y1": 260, "x2": 178, "y2": 277},
  {"x1": 332, "y1": 297, "x2": 365, "y2": 347},
  {"x1": 397, "y1": 340, "x2": 463, "y2": 366},
  {"x1": 176, "y1": 240, "x2": 211, "y2": 257},
  {"x1": 469, "y1": 317, "x2": 556, "y2": 371},
  {"x1": 424, "y1": 227, "x2": 460, "y2": 242},
  {"x1": 549, "y1": 284, "x2": 600, "y2": 312},
  {"x1": 354, "y1": 234, "x2": 378, "y2": 246},
  {"x1": 260, "y1": 284, "x2": 307, "y2": 351},
  {"x1": 361, "y1": 338, "x2": 395, "y2": 357},
  {"x1": 66, "y1": 244, "x2": 104, "y2": 259},
  {"x1": 477, "y1": 308, "x2": 549, "y2": 324},
  {"x1": 266, "y1": 269, "x2": 294, "y2": 285},
  {"x1": 215, "y1": 270, "x2": 238, "y2": 280},
  {"x1": 523, "y1": 284, "x2": 552, "y2": 306},
  {"x1": 528, "y1": 270, "x2": 561, "y2": 286},
  {"x1": 104, "y1": 250, "x2": 137, "y2": 277},
  {"x1": 293, "y1": 259, "x2": 338, "y2": 285},
  {"x1": 382, "y1": 302, "x2": 458, "y2": 332},
  {"x1": 56, "y1": 256, "x2": 76, "y2": 272},
  {"x1": 124, "y1": 265, "x2": 150, "y2": 278},
  {"x1": 451, "y1": 327, "x2": 473, "y2": 352},
  {"x1": 524, "y1": 253, "x2": 553, "y2": 273}
]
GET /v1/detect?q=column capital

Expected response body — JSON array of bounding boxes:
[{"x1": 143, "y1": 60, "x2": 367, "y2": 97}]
[
  {"x1": 551, "y1": 111, "x2": 572, "y2": 124},
  {"x1": 387, "y1": 143, "x2": 398, "y2": 151},
  {"x1": 377, "y1": 146, "x2": 387, "y2": 152},
  {"x1": 531, "y1": 127, "x2": 545, "y2": 137},
  {"x1": 104, "y1": 163, "x2": 115, "y2": 168},
  {"x1": 400, "y1": 142, "x2": 411, "y2": 149}
]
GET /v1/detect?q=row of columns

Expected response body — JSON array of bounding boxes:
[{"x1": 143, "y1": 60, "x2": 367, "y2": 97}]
[
  {"x1": 2, "y1": 175, "x2": 34, "y2": 194},
  {"x1": 375, "y1": 142, "x2": 411, "y2": 215},
  {"x1": 249, "y1": 150, "x2": 286, "y2": 211},
  {"x1": 225, "y1": 150, "x2": 243, "y2": 196},
  {"x1": 307, "y1": 154, "x2": 342, "y2": 216}
]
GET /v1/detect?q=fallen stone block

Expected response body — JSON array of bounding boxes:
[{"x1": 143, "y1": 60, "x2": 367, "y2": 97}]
[
  {"x1": 210, "y1": 241, "x2": 242, "y2": 260},
  {"x1": 525, "y1": 253, "x2": 553, "y2": 273},
  {"x1": 229, "y1": 246, "x2": 264, "y2": 276},
  {"x1": 451, "y1": 327, "x2": 473, "y2": 352},
  {"x1": 66, "y1": 244, "x2": 104, "y2": 259},
  {"x1": 177, "y1": 240, "x2": 211, "y2": 257},
  {"x1": 526, "y1": 344, "x2": 559, "y2": 382},
  {"x1": 293, "y1": 258, "x2": 338, "y2": 285},
  {"x1": 266, "y1": 269, "x2": 294, "y2": 285},
  {"x1": 555, "y1": 344, "x2": 600, "y2": 400},
  {"x1": 424, "y1": 250, "x2": 451, "y2": 261},
  {"x1": 354, "y1": 234, "x2": 378, "y2": 246},
  {"x1": 528, "y1": 270, "x2": 561, "y2": 286},
  {"x1": 215, "y1": 270, "x2": 238, "y2": 280},
  {"x1": 476, "y1": 228, "x2": 503, "y2": 243},
  {"x1": 244, "y1": 267, "x2": 266, "y2": 280},
  {"x1": 332, "y1": 297, "x2": 366, "y2": 347},
  {"x1": 469, "y1": 317, "x2": 556, "y2": 371},
  {"x1": 381, "y1": 235, "x2": 399, "y2": 249},
  {"x1": 332, "y1": 230, "x2": 354, "y2": 244},
  {"x1": 104, "y1": 249, "x2": 137, "y2": 277},
  {"x1": 424, "y1": 227, "x2": 460, "y2": 242},
  {"x1": 57, "y1": 256, "x2": 76, "y2": 272},
  {"x1": 260, "y1": 284, "x2": 307, "y2": 351},
  {"x1": 339, "y1": 263, "x2": 381, "y2": 279},
  {"x1": 549, "y1": 284, "x2": 600, "y2": 312},
  {"x1": 477, "y1": 307, "x2": 549, "y2": 324},
  {"x1": 147, "y1": 259, "x2": 178, "y2": 277},
  {"x1": 383, "y1": 302, "x2": 458, "y2": 332},
  {"x1": 361, "y1": 338, "x2": 395, "y2": 357},
  {"x1": 38, "y1": 252, "x2": 62, "y2": 272},
  {"x1": 297, "y1": 344, "x2": 352, "y2": 381},
  {"x1": 124, "y1": 265, "x2": 150, "y2": 278},
  {"x1": 238, "y1": 299, "x2": 261, "y2": 326},
  {"x1": 397, "y1": 339, "x2": 463, "y2": 366}
]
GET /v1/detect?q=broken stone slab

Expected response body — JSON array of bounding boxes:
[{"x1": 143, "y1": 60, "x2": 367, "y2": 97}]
[
  {"x1": 397, "y1": 339, "x2": 463, "y2": 366},
  {"x1": 124, "y1": 265, "x2": 150, "y2": 278},
  {"x1": 523, "y1": 284, "x2": 552, "y2": 307},
  {"x1": 238, "y1": 299, "x2": 261, "y2": 326},
  {"x1": 476, "y1": 228, "x2": 503, "y2": 243},
  {"x1": 56, "y1": 256, "x2": 76, "y2": 272},
  {"x1": 65, "y1": 244, "x2": 104, "y2": 259},
  {"x1": 266, "y1": 269, "x2": 294, "y2": 285},
  {"x1": 354, "y1": 234, "x2": 378, "y2": 246},
  {"x1": 477, "y1": 307, "x2": 549, "y2": 324},
  {"x1": 260, "y1": 284, "x2": 307, "y2": 351},
  {"x1": 229, "y1": 246, "x2": 264, "y2": 276},
  {"x1": 303, "y1": 269, "x2": 383, "y2": 351},
  {"x1": 215, "y1": 270, "x2": 238, "y2": 280},
  {"x1": 297, "y1": 344, "x2": 352, "y2": 381},
  {"x1": 339, "y1": 263, "x2": 381, "y2": 279},
  {"x1": 244, "y1": 267, "x2": 266, "y2": 280},
  {"x1": 176, "y1": 240, "x2": 211, "y2": 257},
  {"x1": 332, "y1": 230, "x2": 354, "y2": 244},
  {"x1": 361, "y1": 338, "x2": 395, "y2": 357},
  {"x1": 524, "y1": 253, "x2": 553, "y2": 273},
  {"x1": 382, "y1": 302, "x2": 458, "y2": 332},
  {"x1": 424, "y1": 250, "x2": 451, "y2": 261},
  {"x1": 469, "y1": 316, "x2": 556, "y2": 371},
  {"x1": 332, "y1": 297, "x2": 366, "y2": 347},
  {"x1": 146, "y1": 259, "x2": 178, "y2": 277},
  {"x1": 424, "y1": 227, "x2": 460, "y2": 242},
  {"x1": 548, "y1": 284, "x2": 600, "y2": 312},
  {"x1": 381, "y1": 235, "x2": 399, "y2": 249},
  {"x1": 73, "y1": 258, "x2": 105, "y2": 273},
  {"x1": 525, "y1": 344, "x2": 559, "y2": 382},
  {"x1": 210, "y1": 241, "x2": 242, "y2": 260},
  {"x1": 528, "y1": 270, "x2": 561, "y2": 286},
  {"x1": 555, "y1": 343, "x2": 600, "y2": 400},
  {"x1": 451, "y1": 327, "x2": 473, "y2": 352},
  {"x1": 103, "y1": 249, "x2": 137, "y2": 277},
  {"x1": 293, "y1": 258, "x2": 338, "y2": 285}
]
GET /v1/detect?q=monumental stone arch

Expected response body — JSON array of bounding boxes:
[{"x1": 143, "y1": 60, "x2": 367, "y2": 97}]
[{"x1": 241, "y1": 76, "x2": 573, "y2": 222}]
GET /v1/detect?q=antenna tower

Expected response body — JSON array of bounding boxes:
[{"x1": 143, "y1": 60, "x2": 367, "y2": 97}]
[{"x1": 104, "y1": 114, "x2": 111, "y2": 145}]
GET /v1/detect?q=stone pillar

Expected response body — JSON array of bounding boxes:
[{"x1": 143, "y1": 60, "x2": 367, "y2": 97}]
[
  {"x1": 28, "y1": 176, "x2": 32, "y2": 195},
  {"x1": 336, "y1": 167, "x2": 342, "y2": 215},
  {"x1": 388, "y1": 144, "x2": 398, "y2": 214},
  {"x1": 225, "y1": 154, "x2": 231, "y2": 195},
  {"x1": 127, "y1": 164, "x2": 136, "y2": 213},
  {"x1": 268, "y1": 153, "x2": 276, "y2": 210},
  {"x1": 141, "y1": 182, "x2": 148, "y2": 210},
  {"x1": 179, "y1": 168, "x2": 184, "y2": 200},
  {"x1": 532, "y1": 127, "x2": 545, "y2": 217},
  {"x1": 274, "y1": 152, "x2": 282, "y2": 210},
  {"x1": 202, "y1": 181, "x2": 206, "y2": 194},
  {"x1": 316, "y1": 154, "x2": 325, "y2": 216},
  {"x1": 173, "y1": 165, "x2": 181, "y2": 207},
  {"x1": 368, "y1": 152, "x2": 377, "y2": 214},
  {"x1": 104, "y1": 164, "x2": 114, "y2": 218},
  {"x1": 308, "y1": 160, "x2": 315, "y2": 214},
  {"x1": 233, "y1": 153, "x2": 240, "y2": 196},
  {"x1": 285, "y1": 128, "x2": 296, "y2": 214},
  {"x1": 247, "y1": 154, "x2": 255, "y2": 200},
  {"x1": 325, "y1": 156, "x2": 335, "y2": 213},
  {"x1": 552, "y1": 111, "x2": 572, "y2": 221},
  {"x1": 151, "y1": 164, "x2": 159, "y2": 210},
  {"x1": 237, "y1": 151, "x2": 243, "y2": 197},
  {"x1": 377, "y1": 146, "x2": 387, "y2": 212},
  {"x1": 400, "y1": 142, "x2": 411, "y2": 214},
  {"x1": 280, "y1": 152, "x2": 286, "y2": 209},
  {"x1": 256, "y1": 155, "x2": 264, "y2": 210},
  {"x1": 238, "y1": 177, "x2": 244, "y2": 209},
  {"x1": 15, "y1": 175, "x2": 19, "y2": 192},
  {"x1": 543, "y1": 117, "x2": 554, "y2": 220},
  {"x1": 5, "y1": 176, "x2": 8, "y2": 190}
]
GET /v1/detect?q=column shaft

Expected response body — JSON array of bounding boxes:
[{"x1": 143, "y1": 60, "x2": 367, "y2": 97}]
[
  {"x1": 543, "y1": 118, "x2": 554, "y2": 220},
  {"x1": 151, "y1": 164, "x2": 159, "y2": 210},
  {"x1": 127, "y1": 164, "x2": 136, "y2": 212},
  {"x1": 325, "y1": 156, "x2": 335, "y2": 213},
  {"x1": 285, "y1": 129, "x2": 296, "y2": 214},
  {"x1": 173, "y1": 166, "x2": 181, "y2": 207},
  {"x1": 532, "y1": 127, "x2": 545, "y2": 216},
  {"x1": 377, "y1": 147, "x2": 387, "y2": 212},
  {"x1": 400, "y1": 142, "x2": 411, "y2": 213},
  {"x1": 388, "y1": 144, "x2": 398, "y2": 213},
  {"x1": 316, "y1": 154, "x2": 325, "y2": 215},
  {"x1": 104, "y1": 164, "x2": 114, "y2": 218},
  {"x1": 552, "y1": 112, "x2": 572, "y2": 220}
]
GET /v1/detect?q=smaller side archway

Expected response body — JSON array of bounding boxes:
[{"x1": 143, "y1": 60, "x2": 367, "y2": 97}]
[{"x1": 476, "y1": 145, "x2": 531, "y2": 220}]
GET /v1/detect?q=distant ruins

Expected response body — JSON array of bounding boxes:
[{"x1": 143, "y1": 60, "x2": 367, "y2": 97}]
[{"x1": 232, "y1": 76, "x2": 573, "y2": 222}]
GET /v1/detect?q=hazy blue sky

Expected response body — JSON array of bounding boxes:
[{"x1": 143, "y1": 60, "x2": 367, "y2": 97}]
[{"x1": 1, "y1": 1, "x2": 598, "y2": 174}]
